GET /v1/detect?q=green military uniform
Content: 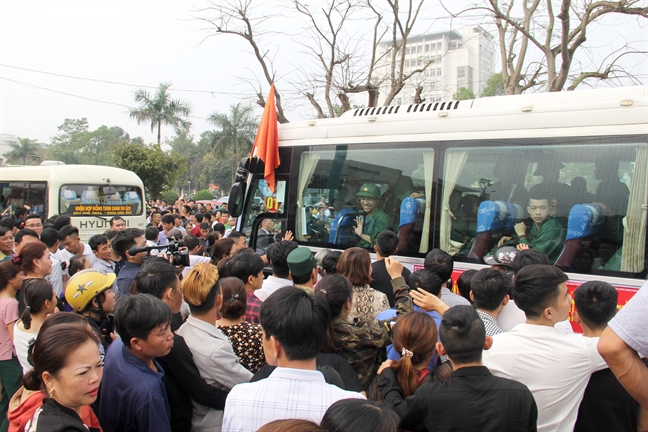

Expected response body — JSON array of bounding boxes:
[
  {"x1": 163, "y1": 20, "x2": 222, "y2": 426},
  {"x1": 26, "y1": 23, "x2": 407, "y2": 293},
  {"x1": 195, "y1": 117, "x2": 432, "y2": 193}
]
[
  {"x1": 356, "y1": 183, "x2": 392, "y2": 249},
  {"x1": 331, "y1": 277, "x2": 412, "y2": 388},
  {"x1": 518, "y1": 216, "x2": 566, "y2": 263}
]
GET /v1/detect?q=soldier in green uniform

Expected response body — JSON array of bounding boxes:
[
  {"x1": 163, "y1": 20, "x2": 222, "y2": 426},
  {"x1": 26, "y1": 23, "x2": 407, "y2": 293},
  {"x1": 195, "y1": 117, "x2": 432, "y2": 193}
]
[{"x1": 355, "y1": 183, "x2": 392, "y2": 250}]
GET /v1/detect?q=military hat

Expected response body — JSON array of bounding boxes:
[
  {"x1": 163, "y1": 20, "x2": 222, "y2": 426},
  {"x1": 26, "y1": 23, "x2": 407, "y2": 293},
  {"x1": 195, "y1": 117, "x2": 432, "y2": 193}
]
[
  {"x1": 356, "y1": 183, "x2": 381, "y2": 199},
  {"x1": 483, "y1": 246, "x2": 518, "y2": 267},
  {"x1": 287, "y1": 247, "x2": 318, "y2": 276},
  {"x1": 65, "y1": 269, "x2": 115, "y2": 312}
]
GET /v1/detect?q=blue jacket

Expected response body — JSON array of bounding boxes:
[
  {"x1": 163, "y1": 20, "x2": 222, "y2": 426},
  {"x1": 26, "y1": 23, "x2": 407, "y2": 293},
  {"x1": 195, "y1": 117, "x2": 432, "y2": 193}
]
[{"x1": 98, "y1": 338, "x2": 171, "y2": 432}]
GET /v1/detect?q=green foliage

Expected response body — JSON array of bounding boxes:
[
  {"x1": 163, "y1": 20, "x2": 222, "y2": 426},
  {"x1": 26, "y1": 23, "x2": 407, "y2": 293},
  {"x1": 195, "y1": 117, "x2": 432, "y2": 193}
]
[
  {"x1": 200, "y1": 149, "x2": 233, "y2": 192},
  {"x1": 7, "y1": 137, "x2": 41, "y2": 165},
  {"x1": 481, "y1": 73, "x2": 505, "y2": 97},
  {"x1": 168, "y1": 130, "x2": 210, "y2": 192},
  {"x1": 191, "y1": 189, "x2": 214, "y2": 200},
  {"x1": 208, "y1": 103, "x2": 258, "y2": 185},
  {"x1": 112, "y1": 142, "x2": 186, "y2": 199},
  {"x1": 453, "y1": 87, "x2": 476, "y2": 101},
  {"x1": 129, "y1": 82, "x2": 192, "y2": 147},
  {"x1": 159, "y1": 189, "x2": 179, "y2": 203},
  {"x1": 48, "y1": 119, "x2": 125, "y2": 165}
]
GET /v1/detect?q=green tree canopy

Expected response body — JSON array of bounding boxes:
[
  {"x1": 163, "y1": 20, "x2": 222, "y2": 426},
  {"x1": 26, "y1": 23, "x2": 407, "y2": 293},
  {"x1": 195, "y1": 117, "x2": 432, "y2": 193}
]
[
  {"x1": 159, "y1": 189, "x2": 179, "y2": 204},
  {"x1": 112, "y1": 142, "x2": 186, "y2": 199},
  {"x1": 48, "y1": 119, "x2": 127, "y2": 165},
  {"x1": 129, "y1": 82, "x2": 192, "y2": 147},
  {"x1": 453, "y1": 87, "x2": 476, "y2": 101},
  {"x1": 7, "y1": 137, "x2": 41, "y2": 165},
  {"x1": 481, "y1": 73, "x2": 505, "y2": 97},
  {"x1": 208, "y1": 103, "x2": 258, "y2": 185},
  {"x1": 191, "y1": 189, "x2": 214, "y2": 200},
  {"x1": 168, "y1": 130, "x2": 210, "y2": 192}
]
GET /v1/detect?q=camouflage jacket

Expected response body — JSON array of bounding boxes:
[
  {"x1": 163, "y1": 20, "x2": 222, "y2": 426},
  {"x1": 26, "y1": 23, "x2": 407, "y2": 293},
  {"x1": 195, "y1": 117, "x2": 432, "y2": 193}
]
[{"x1": 332, "y1": 277, "x2": 413, "y2": 388}]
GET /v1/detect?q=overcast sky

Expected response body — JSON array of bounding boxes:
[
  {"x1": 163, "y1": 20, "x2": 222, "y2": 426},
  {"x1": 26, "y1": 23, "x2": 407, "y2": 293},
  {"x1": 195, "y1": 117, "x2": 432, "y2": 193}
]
[{"x1": 1, "y1": 0, "x2": 646, "y2": 145}]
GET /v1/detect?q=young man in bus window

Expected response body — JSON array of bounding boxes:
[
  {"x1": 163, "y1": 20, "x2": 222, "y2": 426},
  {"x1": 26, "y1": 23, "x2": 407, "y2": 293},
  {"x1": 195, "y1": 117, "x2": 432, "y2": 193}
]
[
  {"x1": 354, "y1": 183, "x2": 392, "y2": 249},
  {"x1": 499, "y1": 187, "x2": 566, "y2": 264}
]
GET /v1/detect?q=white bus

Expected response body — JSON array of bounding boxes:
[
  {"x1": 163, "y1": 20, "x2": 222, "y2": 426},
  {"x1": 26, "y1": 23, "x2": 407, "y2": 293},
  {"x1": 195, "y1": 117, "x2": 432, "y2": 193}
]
[
  {"x1": 229, "y1": 86, "x2": 647, "y2": 309},
  {"x1": 0, "y1": 164, "x2": 146, "y2": 240}
]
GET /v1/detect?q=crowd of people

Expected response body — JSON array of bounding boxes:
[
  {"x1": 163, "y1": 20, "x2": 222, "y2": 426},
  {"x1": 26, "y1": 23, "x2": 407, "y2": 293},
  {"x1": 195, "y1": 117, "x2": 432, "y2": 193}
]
[{"x1": 0, "y1": 199, "x2": 646, "y2": 432}]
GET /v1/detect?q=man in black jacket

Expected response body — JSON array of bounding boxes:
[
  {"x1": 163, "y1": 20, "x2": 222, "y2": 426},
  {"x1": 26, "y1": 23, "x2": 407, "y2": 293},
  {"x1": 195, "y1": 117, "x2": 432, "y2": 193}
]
[
  {"x1": 378, "y1": 306, "x2": 537, "y2": 432},
  {"x1": 133, "y1": 258, "x2": 229, "y2": 432}
]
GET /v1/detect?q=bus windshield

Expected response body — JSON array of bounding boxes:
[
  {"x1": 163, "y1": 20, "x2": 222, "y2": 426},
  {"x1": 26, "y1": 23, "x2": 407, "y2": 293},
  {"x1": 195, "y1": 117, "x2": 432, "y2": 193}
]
[{"x1": 60, "y1": 185, "x2": 144, "y2": 216}]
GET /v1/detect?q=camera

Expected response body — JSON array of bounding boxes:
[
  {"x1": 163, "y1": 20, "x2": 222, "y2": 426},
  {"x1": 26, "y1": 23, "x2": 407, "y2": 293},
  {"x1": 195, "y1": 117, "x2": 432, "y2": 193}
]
[{"x1": 130, "y1": 240, "x2": 191, "y2": 267}]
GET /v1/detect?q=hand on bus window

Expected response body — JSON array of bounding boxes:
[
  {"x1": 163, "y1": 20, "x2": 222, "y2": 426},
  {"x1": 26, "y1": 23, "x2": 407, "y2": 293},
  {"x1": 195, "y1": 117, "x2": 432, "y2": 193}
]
[
  {"x1": 354, "y1": 216, "x2": 364, "y2": 237},
  {"x1": 385, "y1": 257, "x2": 404, "y2": 279},
  {"x1": 514, "y1": 222, "x2": 526, "y2": 237},
  {"x1": 498, "y1": 236, "x2": 512, "y2": 248},
  {"x1": 282, "y1": 230, "x2": 294, "y2": 241},
  {"x1": 411, "y1": 288, "x2": 449, "y2": 316}
]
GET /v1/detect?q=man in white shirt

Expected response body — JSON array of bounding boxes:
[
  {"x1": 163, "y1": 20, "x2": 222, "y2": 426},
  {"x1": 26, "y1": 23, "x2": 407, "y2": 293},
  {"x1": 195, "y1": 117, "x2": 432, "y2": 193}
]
[
  {"x1": 40, "y1": 228, "x2": 64, "y2": 297},
  {"x1": 482, "y1": 265, "x2": 606, "y2": 432},
  {"x1": 56, "y1": 225, "x2": 93, "y2": 265},
  {"x1": 254, "y1": 241, "x2": 297, "y2": 302},
  {"x1": 223, "y1": 286, "x2": 364, "y2": 431}
]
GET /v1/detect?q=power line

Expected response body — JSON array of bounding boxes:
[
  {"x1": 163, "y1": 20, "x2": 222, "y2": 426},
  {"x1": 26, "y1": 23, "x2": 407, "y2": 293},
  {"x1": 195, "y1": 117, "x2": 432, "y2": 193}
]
[
  {"x1": 1, "y1": 76, "x2": 211, "y2": 120},
  {"x1": 0, "y1": 63, "x2": 240, "y2": 96}
]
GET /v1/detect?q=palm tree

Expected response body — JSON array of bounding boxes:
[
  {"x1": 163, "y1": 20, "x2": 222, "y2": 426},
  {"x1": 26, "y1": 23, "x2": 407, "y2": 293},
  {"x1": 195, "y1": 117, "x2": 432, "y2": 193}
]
[
  {"x1": 208, "y1": 103, "x2": 258, "y2": 185},
  {"x1": 7, "y1": 137, "x2": 40, "y2": 165},
  {"x1": 129, "y1": 82, "x2": 192, "y2": 147}
]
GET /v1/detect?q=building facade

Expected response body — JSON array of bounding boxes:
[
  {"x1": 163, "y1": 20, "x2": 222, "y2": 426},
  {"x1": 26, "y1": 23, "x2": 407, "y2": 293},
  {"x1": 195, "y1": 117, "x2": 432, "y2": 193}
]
[{"x1": 377, "y1": 26, "x2": 496, "y2": 105}]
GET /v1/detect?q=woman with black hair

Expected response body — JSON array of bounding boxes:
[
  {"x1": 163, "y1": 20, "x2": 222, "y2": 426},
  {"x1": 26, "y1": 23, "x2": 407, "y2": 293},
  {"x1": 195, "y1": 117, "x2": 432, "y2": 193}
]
[
  {"x1": 12, "y1": 279, "x2": 57, "y2": 373},
  {"x1": 320, "y1": 399, "x2": 399, "y2": 432},
  {"x1": 21, "y1": 322, "x2": 103, "y2": 431},
  {"x1": 315, "y1": 258, "x2": 412, "y2": 388}
]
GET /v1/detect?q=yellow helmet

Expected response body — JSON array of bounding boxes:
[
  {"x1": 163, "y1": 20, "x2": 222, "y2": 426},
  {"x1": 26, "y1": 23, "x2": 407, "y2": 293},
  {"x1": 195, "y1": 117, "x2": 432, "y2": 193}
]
[{"x1": 65, "y1": 269, "x2": 116, "y2": 312}]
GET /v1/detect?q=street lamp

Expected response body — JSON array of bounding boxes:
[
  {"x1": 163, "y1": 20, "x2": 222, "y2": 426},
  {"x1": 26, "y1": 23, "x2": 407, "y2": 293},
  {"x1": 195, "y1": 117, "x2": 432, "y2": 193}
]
[{"x1": 188, "y1": 181, "x2": 191, "y2": 196}]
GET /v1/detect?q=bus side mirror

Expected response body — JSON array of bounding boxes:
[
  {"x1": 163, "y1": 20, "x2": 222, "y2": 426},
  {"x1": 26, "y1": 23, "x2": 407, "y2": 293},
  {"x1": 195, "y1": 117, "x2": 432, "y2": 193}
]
[
  {"x1": 228, "y1": 181, "x2": 247, "y2": 218},
  {"x1": 102, "y1": 186, "x2": 118, "y2": 196}
]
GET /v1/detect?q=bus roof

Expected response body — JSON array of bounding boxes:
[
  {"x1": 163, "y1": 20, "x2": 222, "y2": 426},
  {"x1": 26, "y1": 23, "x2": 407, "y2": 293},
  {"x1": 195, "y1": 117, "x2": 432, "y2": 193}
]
[
  {"x1": 277, "y1": 86, "x2": 648, "y2": 145},
  {"x1": 0, "y1": 164, "x2": 144, "y2": 185}
]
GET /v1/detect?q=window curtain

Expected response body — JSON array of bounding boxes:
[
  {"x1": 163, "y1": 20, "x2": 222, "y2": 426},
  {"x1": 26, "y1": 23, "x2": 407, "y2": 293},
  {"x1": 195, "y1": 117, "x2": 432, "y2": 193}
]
[
  {"x1": 296, "y1": 153, "x2": 320, "y2": 241},
  {"x1": 419, "y1": 151, "x2": 435, "y2": 253},
  {"x1": 439, "y1": 150, "x2": 469, "y2": 253},
  {"x1": 621, "y1": 145, "x2": 648, "y2": 272}
]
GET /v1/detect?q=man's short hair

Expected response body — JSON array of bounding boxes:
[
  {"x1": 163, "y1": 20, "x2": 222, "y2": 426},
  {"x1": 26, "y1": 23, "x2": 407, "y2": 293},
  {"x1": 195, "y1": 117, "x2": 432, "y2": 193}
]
[
  {"x1": 260, "y1": 286, "x2": 329, "y2": 361},
  {"x1": 53, "y1": 215, "x2": 71, "y2": 231},
  {"x1": 161, "y1": 215, "x2": 175, "y2": 225},
  {"x1": 105, "y1": 229, "x2": 119, "y2": 242},
  {"x1": 109, "y1": 216, "x2": 125, "y2": 227},
  {"x1": 514, "y1": 265, "x2": 569, "y2": 319},
  {"x1": 440, "y1": 305, "x2": 486, "y2": 365},
  {"x1": 0, "y1": 217, "x2": 14, "y2": 230},
  {"x1": 112, "y1": 230, "x2": 141, "y2": 260},
  {"x1": 40, "y1": 228, "x2": 59, "y2": 248},
  {"x1": 573, "y1": 281, "x2": 618, "y2": 330},
  {"x1": 375, "y1": 231, "x2": 399, "y2": 257},
  {"x1": 321, "y1": 251, "x2": 342, "y2": 275},
  {"x1": 226, "y1": 251, "x2": 264, "y2": 284},
  {"x1": 57, "y1": 225, "x2": 79, "y2": 242},
  {"x1": 228, "y1": 231, "x2": 246, "y2": 242},
  {"x1": 423, "y1": 249, "x2": 453, "y2": 282},
  {"x1": 470, "y1": 268, "x2": 512, "y2": 311},
  {"x1": 182, "y1": 205, "x2": 191, "y2": 214},
  {"x1": 183, "y1": 234, "x2": 200, "y2": 251},
  {"x1": 14, "y1": 207, "x2": 28, "y2": 219},
  {"x1": 194, "y1": 212, "x2": 204, "y2": 223},
  {"x1": 212, "y1": 223, "x2": 226, "y2": 235},
  {"x1": 88, "y1": 234, "x2": 109, "y2": 251},
  {"x1": 15, "y1": 229, "x2": 39, "y2": 244},
  {"x1": 150, "y1": 211, "x2": 161, "y2": 218},
  {"x1": 409, "y1": 269, "x2": 443, "y2": 296},
  {"x1": 134, "y1": 258, "x2": 180, "y2": 300},
  {"x1": 24, "y1": 214, "x2": 42, "y2": 223},
  {"x1": 199, "y1": 222, "x2": 211, "y2": 231},
  {"x1": 267, "y1": 241, "x2": 299, "y2": 278},
  {"x1": 114, "y1": 294, "x2": 171, "y2": 349},
  {"x1": 512, "y1": 249, "x2": 551, "y2": 274},
  {"x1": 144, "y1": 227, "x2": 159, "y2": 242}
]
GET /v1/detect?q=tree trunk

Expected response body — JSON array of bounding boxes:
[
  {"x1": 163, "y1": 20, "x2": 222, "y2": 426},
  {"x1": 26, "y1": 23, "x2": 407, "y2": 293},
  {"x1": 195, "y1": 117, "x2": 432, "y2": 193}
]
[{"x1": 157, "y1": 124, "x2": 162, "y2": 147}]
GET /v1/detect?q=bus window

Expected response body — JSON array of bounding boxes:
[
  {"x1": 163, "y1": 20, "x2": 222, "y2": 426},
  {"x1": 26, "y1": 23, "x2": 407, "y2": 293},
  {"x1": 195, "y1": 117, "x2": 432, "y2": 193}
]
[
  {"x1": 294, "y1": 146, "x2": 435, "y2": 254},
  {"x1": 60, "y1": 185, "x2": 144, "y2": 216},
  {"x1": 0, "y1": 182, "x2": 47, "y2": 216},
  {"x1": 443, "y1": 142, "x2": 647, "y2": 276}
]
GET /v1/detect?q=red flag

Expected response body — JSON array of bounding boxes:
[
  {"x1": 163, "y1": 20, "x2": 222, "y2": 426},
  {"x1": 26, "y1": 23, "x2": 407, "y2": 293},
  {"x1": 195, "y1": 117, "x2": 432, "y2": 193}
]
[{"x1": 251, "y1": 84, "x2": 279, "y2": 193}]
